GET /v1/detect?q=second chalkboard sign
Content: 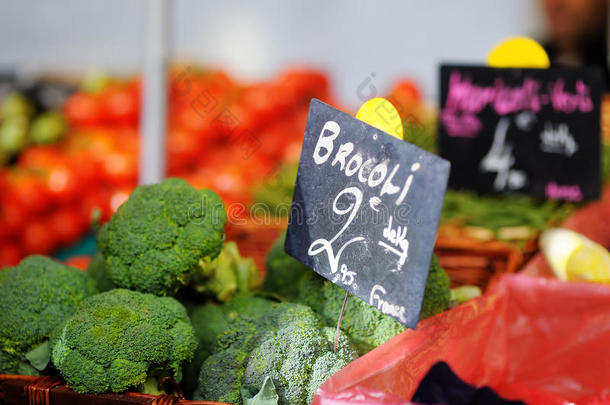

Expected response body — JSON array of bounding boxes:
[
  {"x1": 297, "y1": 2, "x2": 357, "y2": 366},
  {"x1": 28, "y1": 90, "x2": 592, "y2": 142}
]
[
  {"x1": 285, "y1": 99, "x2": 450, "y2": 328},
  {"x1": 438, "y1": 65, "x2": 603, "y2": 201}
]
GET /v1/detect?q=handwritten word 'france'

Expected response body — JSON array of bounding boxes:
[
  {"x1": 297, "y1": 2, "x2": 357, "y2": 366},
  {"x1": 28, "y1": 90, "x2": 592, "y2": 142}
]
[{"x1": 370, "y1": 284, "x2": 406, "y2": 323}]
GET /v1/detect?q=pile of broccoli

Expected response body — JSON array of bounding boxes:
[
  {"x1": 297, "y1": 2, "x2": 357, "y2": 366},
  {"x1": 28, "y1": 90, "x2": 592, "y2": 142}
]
[
  {"x1": 0, "y1": 178, "x2": 235, "y2": 399},
  {"x1": 0, "y1": 256, "x2": 98, "y2": 375},
  {"x1": 0, "y1": 178, "x2": 462, "y2": 405},
  {"x1": 193, "y1": 301, "x2": 357, "y2": 405}
]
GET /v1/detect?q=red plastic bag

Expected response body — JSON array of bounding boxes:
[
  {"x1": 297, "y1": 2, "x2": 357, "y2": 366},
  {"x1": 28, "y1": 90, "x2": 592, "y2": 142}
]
[{"x1": 314, "y1": 274, "x2": 610, "y2": 405}]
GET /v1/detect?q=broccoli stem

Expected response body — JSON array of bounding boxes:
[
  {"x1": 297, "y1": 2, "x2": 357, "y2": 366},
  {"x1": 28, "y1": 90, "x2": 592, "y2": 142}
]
[{"x1": 138, "y1": 376, "x2": 164, "y2": 396}]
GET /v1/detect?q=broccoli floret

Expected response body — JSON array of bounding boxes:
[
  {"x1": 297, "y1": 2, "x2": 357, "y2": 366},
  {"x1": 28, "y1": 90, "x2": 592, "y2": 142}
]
[
  {"x1": 97, "y1": 178, "x2": 227, "y2": 296},
  {"x1": 190, "y1": 241, "x2": 261, "y2": 302},
  {"x1": 319, "y1": 281, "x2": 403, "y2": 355},
  {"x1": 0, "y1": 255, "x2": 98, "y2": 375},
  {"x1": 86, "y1": 252, "x2": 115, "y2": 292},
  {"x1": 262, "y1": 232, "x2": 311, "y2": 300},
  {"x1": 183, "y1": 293, "x2": 276, "y2": 397},
  {"x1": 51, "y1": 289, "x2": 197, "y2": 394},
  {"x1": 241, "y1": 313, "x2": 357, "y2": 405},
  {"x1": 419, "y1": 254, "x2": 451, "y2": 320},
  {"x1": 195, "y1": 302, "x2": 357, "y2": 405},
  {"x1": 197, "y1": 346, "x2": 249, "y2": 404}
]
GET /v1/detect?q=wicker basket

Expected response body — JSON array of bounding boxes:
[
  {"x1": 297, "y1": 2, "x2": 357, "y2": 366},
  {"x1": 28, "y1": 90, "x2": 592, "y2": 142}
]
[
  {"x1": 434, "y1": 235, "x2": 523, "y2": 291},
  {"x1": 0, "y1": 375, "x2": 226, "y2": 405}
]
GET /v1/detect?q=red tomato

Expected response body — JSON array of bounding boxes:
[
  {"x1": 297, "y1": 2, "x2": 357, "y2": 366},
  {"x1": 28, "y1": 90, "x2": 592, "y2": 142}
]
[
  {"x1": 276, "y1": 68, "x2": 330, "y2": 101},
  {"x1": 388, "y1": 80, "x2": 421, "y2": 108},
  {"x1": 22, "y1": 219, "x2": 56, "y2": 255},
  {"x1": 0, "y1": 198, "x2": 28, "y2": 235},
  {"x1": 109, "y1": 186, "x2": 134, "y2": 214},
  {"x1": 173, "y1": 104, "x2": 215, "y2": 134},
  {"x1": 44, "y1": 162, "x2": 82, "y2": 203},
  {"x1": 102, "y1": 85, "x2": 139, "y2": 125},
  {"x1": 241, "y1": 84, "x2": 278, "y2": 125},
  {"x1": 63, "y1": 92, "x2": 105, "y2": 127},
  {"x1": 166, "y1": 128, "x2": 202, "y2": 174},
  {"x1": 0, "y1": 243, "x2": 22, "y2": 267},
  {"x1": 18, "y1": 146, "x2": 62, "y2": 169},
  {"x1": 81, "y1": 188, "x2": 112, "y2": 223},
  {"x1": 7, "y1": 172, "x2": 49, "y2": 214},
  {"x1": 49, "y1": 207, "x2": 87, "y2": 245},
  {"x1": 64, "y1": 255, "x2": 91, "y2": 271},
  {"x1": 101, "y1": 150, "x2": 138, "y2": 185},
  {"x1": 69, "y1": 150, "x2": 101, "y2": 186}
]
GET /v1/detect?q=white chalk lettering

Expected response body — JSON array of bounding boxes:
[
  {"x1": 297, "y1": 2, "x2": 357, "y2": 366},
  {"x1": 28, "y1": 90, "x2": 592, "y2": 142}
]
[
  {"x1": 369, "y1": 284, "x2": 407, "y2": 323},
  {"x1": 313, "y1": 121, "x2": 340, "y2": 165}
]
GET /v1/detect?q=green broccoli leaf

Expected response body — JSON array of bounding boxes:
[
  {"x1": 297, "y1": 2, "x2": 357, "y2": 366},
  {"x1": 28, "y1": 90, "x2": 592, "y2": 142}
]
[
  {"x1": 241, "y1": 376, "x2": 279, "y2": 405},
  {"x1": 25, "y1": 340, "x2": 51, "y2": 371}
]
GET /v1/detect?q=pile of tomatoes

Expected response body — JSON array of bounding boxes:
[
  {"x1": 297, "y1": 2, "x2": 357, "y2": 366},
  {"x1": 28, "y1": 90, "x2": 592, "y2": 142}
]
[{"x1": 0, "y1": 67, "x2": 335, "y2": 266}]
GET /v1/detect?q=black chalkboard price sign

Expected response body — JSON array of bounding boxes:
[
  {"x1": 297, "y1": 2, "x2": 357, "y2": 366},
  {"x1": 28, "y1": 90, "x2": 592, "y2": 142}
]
[
  {"x1": 438, "y1": 65, "x2": 603, "y2": 201},
  {"x1": 285, "y1": 99, "x2": 450, "y2": 328}
]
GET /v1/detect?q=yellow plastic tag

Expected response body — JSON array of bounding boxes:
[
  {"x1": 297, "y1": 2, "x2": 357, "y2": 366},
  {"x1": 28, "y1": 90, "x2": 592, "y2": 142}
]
[
  {"x1": 355, "y1": 97, "x2": 404, "y2": 140},
  {"x1": 487, "y1": 36, "x2": 550, "y2": 68}
]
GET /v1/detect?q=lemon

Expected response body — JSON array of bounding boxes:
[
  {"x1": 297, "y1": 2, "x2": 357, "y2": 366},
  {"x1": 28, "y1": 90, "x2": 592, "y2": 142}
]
[
  {"x1": 566, "y1": 243, "x2": 610, "y2": 284},
  {"x1": 540, "y1": 228, "x2": 610, "y2": 283},
  {"x1": 356, "y1": 98, "x2": 404, "y2": 140},
  {"x1": 487, "y1": 36, "x2": 550, "y2": 69}
]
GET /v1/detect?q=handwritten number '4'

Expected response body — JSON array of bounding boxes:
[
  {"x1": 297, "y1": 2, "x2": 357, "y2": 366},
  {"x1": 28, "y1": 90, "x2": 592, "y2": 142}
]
[{"x1": 480, "y1": 117, "x2": 527, "y2": 191}]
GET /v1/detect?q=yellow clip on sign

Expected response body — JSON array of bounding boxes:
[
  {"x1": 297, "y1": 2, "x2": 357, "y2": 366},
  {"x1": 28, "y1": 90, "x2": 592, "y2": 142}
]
[
  {"x1": 487, "y1": 36, "x2": 550, "y2": 68},
  {"x1": 356, "y1": 97, "x2": 404, "y2": 140}
]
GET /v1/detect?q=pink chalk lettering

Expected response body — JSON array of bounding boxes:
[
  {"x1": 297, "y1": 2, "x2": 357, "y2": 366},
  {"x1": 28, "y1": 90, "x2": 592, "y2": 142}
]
[
  {"x1": 440, "y1": 110, "x2": 482, "y2": 138},
  {"x1": 545, "y1": 181, "x2": 583, "y2": 201},
  {"x1": 549, "y1": 79, "x2": 593, "y2": 113}
]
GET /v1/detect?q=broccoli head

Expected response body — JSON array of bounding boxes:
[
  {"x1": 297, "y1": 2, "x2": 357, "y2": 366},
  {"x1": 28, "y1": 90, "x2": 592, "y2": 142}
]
[
  {"x1": 51, "y1": 289, "x2": 197, "y2": 394},
  {"x1": 97, "y1": 178, "x2": 227, "y2": 296},
  {"x1": 0, "y1": 255, "x2": 97, "y2": 375},
  {"x1": 195, "y1": 302, "x2": 357, "y2": 405},
  {"x1": 183, "y1": 293, "x2": 276, "y2": 397}
]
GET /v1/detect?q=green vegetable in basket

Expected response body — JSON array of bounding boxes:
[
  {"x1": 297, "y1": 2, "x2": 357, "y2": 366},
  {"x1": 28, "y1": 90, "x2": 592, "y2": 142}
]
[
  {"x1": 51, "y1": 289, "x2": 197, "y2": 395},
  {"x1": 97, "y1": 178, "x2": 227, "y2": 296},
  {"x1": 183, "y1": 293, "x2": 276, "y2": 397},
  {"x1": 0, "y1": 255, "x2": 97, "y2": 375},
  {"x1": 441, "y1": 190, "x2": 575, "y2": 244},
  {"x1": 189, "y1": 241, "x2": 261, "y2": 302},
  {"x1": 194, "y1": 302, "x2": 357, "y2": 405}
]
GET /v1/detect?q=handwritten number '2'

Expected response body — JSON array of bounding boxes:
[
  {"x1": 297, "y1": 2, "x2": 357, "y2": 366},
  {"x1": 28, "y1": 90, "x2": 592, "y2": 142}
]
[{"x1": 308, "y1": 187, "x2": 364, "y2": 286}]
